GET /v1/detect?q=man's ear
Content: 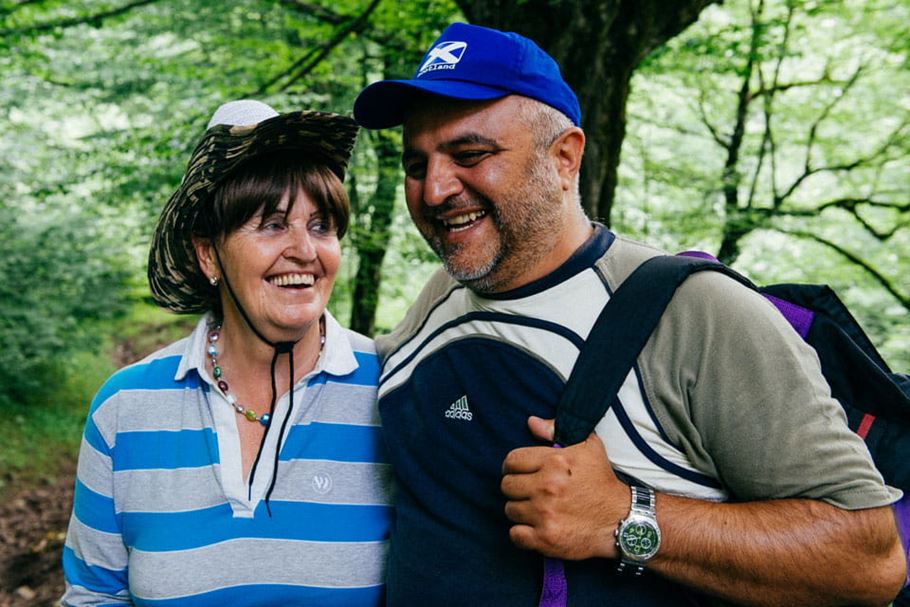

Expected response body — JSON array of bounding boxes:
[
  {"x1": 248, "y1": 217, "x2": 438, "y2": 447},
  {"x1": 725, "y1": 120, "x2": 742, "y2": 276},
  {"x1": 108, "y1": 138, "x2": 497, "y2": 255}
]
[
  {"x1": 549, "y1": 127, "x2": 585, "y2": 192},
  {"x1": 191, "y1": 235, "x2": 218, "y2": 283}
]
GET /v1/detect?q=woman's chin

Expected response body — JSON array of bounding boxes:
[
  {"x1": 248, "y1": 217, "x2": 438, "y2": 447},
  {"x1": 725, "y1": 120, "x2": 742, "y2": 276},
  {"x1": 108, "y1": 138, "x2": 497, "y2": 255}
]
[
  {"x1": 219, "y1": 292, "x2": 327, "y2": 346},
  {"x1": 268, "y1": 312, "x2": 324, "y2": 343}
]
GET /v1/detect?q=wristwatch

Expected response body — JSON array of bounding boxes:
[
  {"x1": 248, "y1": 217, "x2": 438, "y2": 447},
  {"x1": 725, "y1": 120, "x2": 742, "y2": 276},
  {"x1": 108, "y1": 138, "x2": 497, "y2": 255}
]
[{"x1": 615, "y1": 485, "x2": 661, "y2": 576}]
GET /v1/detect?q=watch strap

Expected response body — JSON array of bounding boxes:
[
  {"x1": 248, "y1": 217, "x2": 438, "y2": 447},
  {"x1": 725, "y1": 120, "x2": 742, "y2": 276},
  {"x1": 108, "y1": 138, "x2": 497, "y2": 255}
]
[
  {"x1": 616, "y1": 558, "x2": 646, "y2": 576},
  {"x1": 631, "y1": 485, "x2": 655, "y2": 513}
]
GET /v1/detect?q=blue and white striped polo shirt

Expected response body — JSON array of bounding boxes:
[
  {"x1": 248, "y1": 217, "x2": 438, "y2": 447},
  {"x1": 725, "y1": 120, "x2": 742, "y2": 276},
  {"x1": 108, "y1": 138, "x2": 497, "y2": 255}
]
[{"x1": 62, "y1": 311, "x2": 392, "y2": 606}]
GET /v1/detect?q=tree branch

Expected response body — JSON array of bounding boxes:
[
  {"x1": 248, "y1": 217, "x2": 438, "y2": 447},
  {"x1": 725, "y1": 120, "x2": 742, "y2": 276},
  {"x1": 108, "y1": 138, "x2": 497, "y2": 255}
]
[
  {"x1": 749, "y1": 2, "x2": 793, "y2": 209},
  {"x1": 747, "y1": 62, "x2": 770, "y2": 209},
  {"x1": 720, "y1": 0, "x2": 763, "y2": 212},
  {"x1": 803, "y1": 63, "x2": 865, "y2": 174},
  {"x1": 696, "y1": 90, "x2": 729, "y2": 149},
  {"x1": 783, "y1": 229, "x2": 909, "y2": 311},
  {"x1": 815, "y1": 197, "x2": 910, "y2": 240},
  {"x1": 747, "y1": 73, "x2": 853, "y2": 100},
  {"x1": 276, "y1": 0, "x2": 347, "y2": 25},
  {"x1": 747, "y1": 196, "x2": 907, "y2": 246},
  {"x1": 254, "y1": 44, "x2": 324, "y2": 95},
  {"x1": 628, "y1": 112, "x2": 708, "y2": 138},
  {"x1": 1, "y1": 0, "x2": 162, "y2": 35},
  {"x1": 274, "y1": 0, "x2": 410, "y2": 53},
  {"x1": 256, "y1": 0, "x2": 381, "y2": 95},
  {"x1": 764, "y1": 2, "x2": 796, "y2": 209},
  {"x1": 818, "y1": 197, "x2": 910, "y2": 214},
  {"x1": 279, "y1": 0, "x2": 380, "y2": 91},
  {"x1": 778, "y1": 117, "x2": 907, "y2": 204},
  {"x1": 851, "y1": 214, "x2": 906, "y2": 240}
]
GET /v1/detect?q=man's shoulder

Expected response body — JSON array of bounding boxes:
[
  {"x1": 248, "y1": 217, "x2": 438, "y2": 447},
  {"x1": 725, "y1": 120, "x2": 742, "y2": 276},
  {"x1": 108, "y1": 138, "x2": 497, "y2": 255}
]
[
  {"x1": 375, "y1": 267, "x2": 460, "y2": 360},
  {"x1": 595, "y1": 234, "x2": 665, "y2": 289},
  {"x1": 597, "y1": 235, "x2": 765, "y2": 307}
]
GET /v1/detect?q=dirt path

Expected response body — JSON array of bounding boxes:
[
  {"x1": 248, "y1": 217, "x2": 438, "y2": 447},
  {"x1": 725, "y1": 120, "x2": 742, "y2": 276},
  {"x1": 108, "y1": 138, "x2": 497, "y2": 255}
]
[{"x1": 0, "y1": 464, "x2": 74, "y2": 606}]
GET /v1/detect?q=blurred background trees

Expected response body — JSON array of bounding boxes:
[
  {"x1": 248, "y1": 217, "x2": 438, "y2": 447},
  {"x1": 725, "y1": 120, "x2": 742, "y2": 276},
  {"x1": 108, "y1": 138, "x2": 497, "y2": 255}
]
[
  {"x1": 617, "y1": 0, "x2": 908, "y2": 362},
  {"x1": 0, "y1": 0, "x2": 907, "y2": 479}
]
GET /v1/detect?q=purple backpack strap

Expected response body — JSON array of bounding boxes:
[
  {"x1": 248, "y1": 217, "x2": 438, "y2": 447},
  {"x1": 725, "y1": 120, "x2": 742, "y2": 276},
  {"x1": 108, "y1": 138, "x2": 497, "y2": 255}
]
[
  {"x1": 539, "y1": 442, "x2": 568, "y2": 607},
  {"x1": 896, "y1": 495, "x2": 910, "y2": 587},
  {"x1": 762, "y1": 294, "x2": 814, "y2": 339},
  {"x1": 540, "y1": 557, "x2": 568, "y2": 607}
]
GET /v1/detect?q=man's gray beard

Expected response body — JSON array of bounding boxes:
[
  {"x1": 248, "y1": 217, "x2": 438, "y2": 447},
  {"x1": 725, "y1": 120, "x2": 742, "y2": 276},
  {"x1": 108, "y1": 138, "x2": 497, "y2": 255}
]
[
  {"x1": 443, "y1": 244, "x2": 505, "y2": 294},
  {"x1": 426, "y1": 234, "x2": 505, "y2": 293}
]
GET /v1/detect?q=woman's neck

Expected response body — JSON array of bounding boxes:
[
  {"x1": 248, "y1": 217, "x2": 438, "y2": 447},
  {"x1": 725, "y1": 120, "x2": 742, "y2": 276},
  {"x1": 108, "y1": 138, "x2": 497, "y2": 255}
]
[{"x1": 212, "y1": 312, "x2": 325, "y2": 395}]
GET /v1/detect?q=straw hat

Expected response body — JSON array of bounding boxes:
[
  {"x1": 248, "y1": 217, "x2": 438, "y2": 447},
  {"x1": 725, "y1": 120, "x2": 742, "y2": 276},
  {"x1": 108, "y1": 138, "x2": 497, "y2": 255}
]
[{"x1": 148, "y1": 100, "x2": 358, "y2": 314}]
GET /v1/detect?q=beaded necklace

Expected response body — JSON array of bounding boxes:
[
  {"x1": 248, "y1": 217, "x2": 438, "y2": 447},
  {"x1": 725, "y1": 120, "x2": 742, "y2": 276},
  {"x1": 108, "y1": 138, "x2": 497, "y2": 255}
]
[{"x1": 206, "y1": 318, "x2": 326, "y2": 427}]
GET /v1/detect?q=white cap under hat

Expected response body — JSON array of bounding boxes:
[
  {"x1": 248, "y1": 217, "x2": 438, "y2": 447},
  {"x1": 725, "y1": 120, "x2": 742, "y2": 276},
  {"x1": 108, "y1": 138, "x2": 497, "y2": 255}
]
[{"x1": 207, "y1": 99, "x2": 280, "y2": 128}]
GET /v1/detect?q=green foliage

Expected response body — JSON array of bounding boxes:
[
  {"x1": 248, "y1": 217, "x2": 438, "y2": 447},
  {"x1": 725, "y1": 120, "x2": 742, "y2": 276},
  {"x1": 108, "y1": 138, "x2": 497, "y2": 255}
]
[
  {"x1": 620, "y1": 0, "x2": 910, "y2": 369},
  {"x1": 0, "y1": 349, "x2": 112, "y2": 493},
  {"x1": 0, "y1": 203, "x2": 133, "y2": 409},
  {"x1": 0, "y1": 302, "x2": 197, "y2": 490}
]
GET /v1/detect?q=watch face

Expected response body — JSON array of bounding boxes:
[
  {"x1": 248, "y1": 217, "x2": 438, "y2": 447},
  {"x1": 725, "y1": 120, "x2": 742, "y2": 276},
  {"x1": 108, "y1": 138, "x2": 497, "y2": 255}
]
[{"x1": 619, "y1": 519, "x2": 660, "y2": 559}]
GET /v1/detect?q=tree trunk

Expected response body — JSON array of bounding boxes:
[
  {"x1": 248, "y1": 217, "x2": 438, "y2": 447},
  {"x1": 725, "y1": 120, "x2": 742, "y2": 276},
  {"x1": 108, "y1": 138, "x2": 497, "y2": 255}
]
[
  {"x1": 456, "y1": 0, "x2": 719, "y2": 225},
  {"x1": 717, "y1": 216, "x2": 748, "y2": 265},
  {"x1": 349, "y1": 130, "x2": 399, "y2": 336}
]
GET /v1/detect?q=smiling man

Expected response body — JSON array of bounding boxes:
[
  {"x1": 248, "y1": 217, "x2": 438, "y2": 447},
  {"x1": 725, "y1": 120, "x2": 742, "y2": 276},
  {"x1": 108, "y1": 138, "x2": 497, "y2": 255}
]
[
  {"x1": 354, "y1": 22, "x2": 906, "y2": 607},
  {"x1": 400, "y1": 94, "x2": 588, "y2": 293}
]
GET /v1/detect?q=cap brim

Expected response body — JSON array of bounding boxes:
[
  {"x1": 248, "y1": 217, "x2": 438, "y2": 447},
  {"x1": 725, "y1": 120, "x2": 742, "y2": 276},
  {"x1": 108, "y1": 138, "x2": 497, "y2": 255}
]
[{"x1": 354, "y1": 79, "x2": 510, "y2": 129}]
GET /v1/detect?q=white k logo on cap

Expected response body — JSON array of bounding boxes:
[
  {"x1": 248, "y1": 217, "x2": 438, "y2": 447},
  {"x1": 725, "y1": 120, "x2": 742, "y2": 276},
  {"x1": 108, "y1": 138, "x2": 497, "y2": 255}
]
[{"x1": 418, "y1": 41, "x2": 468, "y2": 76}]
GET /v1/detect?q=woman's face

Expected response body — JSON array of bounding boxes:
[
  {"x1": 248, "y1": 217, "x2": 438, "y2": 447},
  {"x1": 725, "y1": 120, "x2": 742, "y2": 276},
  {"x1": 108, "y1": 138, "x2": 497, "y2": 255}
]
[{"x1": 199, "y1": 186, "x2": 341, "y2": 343}]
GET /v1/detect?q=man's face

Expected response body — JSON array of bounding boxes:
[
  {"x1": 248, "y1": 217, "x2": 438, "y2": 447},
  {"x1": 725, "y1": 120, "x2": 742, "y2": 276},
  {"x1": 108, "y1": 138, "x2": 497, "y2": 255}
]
[{"x1": 401, "y1": 96, "x2": 565, "y2": 294}]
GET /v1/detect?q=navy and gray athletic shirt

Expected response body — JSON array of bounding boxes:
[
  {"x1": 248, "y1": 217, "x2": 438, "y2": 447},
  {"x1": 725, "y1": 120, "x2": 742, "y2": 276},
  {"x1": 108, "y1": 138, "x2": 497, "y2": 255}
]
[
  {"x1": 376, "y1": 225, "x2": 898, "y2": 606},
  {"x1": 378, "y1": 228, "x2": 692, "y2": 605}
]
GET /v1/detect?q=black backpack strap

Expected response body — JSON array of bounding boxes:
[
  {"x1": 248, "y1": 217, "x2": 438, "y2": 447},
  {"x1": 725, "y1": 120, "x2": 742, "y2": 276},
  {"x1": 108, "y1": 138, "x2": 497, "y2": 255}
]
[{"x1": 554, "y1": 255, "x2": 748, "y2": 446}]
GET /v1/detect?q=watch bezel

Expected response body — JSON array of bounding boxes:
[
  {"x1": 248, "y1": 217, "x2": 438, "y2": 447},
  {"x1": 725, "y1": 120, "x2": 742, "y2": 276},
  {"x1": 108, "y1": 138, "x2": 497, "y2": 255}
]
[{"x1": 616, "y1": 510, "x2": 662, "y2": 561}]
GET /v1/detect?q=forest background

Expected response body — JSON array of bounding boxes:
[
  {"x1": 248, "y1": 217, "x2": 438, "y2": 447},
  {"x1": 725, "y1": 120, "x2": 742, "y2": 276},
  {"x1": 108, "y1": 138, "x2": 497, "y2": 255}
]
[{"x1": 0, "y1": 0, "x2": 907, "y2": 574}]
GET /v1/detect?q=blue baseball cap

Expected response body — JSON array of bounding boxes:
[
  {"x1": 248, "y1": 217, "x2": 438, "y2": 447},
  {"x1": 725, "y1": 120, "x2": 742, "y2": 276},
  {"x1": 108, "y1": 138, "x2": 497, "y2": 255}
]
[{"x1": 353, "y1": 23, "x2": 581, "y2": 128}]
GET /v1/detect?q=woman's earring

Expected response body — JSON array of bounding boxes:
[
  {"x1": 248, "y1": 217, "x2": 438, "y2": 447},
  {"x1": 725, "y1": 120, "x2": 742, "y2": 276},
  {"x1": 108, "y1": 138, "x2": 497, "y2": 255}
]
[{"x1": 209, "y1": 276, "x2": 219, "y2": 286}]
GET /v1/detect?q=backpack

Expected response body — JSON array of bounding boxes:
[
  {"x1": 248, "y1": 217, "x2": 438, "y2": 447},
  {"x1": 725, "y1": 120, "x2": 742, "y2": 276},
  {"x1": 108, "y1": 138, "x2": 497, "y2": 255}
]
[{"x1": 551, "y1": 253, "x2": 910, "y2": 604}]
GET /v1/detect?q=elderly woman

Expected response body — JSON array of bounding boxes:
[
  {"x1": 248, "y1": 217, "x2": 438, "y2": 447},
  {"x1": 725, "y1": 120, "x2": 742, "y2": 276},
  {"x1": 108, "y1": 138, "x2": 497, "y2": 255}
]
[{"x1": 61, "y1": 100, "x2": 391, "y2": 606}]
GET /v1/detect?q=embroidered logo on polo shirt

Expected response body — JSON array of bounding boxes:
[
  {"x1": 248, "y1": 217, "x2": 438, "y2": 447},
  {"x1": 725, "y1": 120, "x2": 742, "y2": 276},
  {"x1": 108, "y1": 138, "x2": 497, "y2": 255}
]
[
  {"x1": 312, "y1": 472, "x2": 333, "y2": 494},
  {"x1": 445, "y1": 395, "x2": 473, "y2": 421},
  {"x1": 418, "y1": 41, "x2": 468, "y2": 76}
]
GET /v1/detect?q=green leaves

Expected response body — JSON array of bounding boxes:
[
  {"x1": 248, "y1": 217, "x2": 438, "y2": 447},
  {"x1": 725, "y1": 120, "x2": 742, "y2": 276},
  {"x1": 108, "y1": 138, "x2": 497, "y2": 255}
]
[{"x1": 0, "y1": 204, "x2": 132, "y2": 408}]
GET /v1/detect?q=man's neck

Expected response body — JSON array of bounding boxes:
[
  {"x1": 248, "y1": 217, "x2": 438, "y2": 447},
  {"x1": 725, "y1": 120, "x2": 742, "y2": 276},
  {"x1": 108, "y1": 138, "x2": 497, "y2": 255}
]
[{"x1": 470, "y1": 214, "x2": 594, "y2": 295}]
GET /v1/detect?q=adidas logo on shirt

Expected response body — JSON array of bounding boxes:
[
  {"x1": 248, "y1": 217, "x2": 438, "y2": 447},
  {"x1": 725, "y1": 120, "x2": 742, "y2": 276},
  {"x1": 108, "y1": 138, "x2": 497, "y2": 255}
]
[{"x1": 445, "y1": 395, "x2": 473, "y2": 421}]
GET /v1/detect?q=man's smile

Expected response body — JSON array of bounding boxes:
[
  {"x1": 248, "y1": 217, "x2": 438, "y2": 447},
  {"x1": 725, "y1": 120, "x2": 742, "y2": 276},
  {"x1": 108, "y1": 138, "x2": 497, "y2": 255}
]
[{"x1": 440, "y1": 210, "x2": 488, "y2": 231}]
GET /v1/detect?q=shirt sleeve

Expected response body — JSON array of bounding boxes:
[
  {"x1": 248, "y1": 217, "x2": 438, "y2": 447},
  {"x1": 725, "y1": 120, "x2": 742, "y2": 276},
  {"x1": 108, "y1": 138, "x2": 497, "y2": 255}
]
[
  {"x1": 61, "y1": 393, "x2": 132, "y2": 606},
  {"x1": 646, "y1": 271, "x2": 901, "y2": 509}
]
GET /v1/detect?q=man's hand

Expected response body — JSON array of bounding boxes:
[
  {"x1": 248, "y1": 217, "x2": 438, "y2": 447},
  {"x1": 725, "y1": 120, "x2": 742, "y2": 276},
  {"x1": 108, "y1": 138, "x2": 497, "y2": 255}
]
[
  {"x1": 500, "y1": 416, "x2": 630, "y2": 560},
  {"x1": 501, "y1": 419, "x2": 907, "y2": 607}
]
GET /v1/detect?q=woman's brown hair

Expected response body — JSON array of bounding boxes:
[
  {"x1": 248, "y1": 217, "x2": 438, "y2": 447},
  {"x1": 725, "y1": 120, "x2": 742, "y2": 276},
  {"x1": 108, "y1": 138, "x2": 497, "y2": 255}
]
[{"x1": 194, "y1": 150, "x2": 350, "y2": 242}]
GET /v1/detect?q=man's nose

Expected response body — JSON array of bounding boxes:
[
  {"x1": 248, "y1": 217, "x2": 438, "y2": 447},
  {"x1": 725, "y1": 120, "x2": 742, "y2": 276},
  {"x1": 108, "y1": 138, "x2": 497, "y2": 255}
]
[{"x1": 423, "y1": 158, "x2": 463, "y2": 206}]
